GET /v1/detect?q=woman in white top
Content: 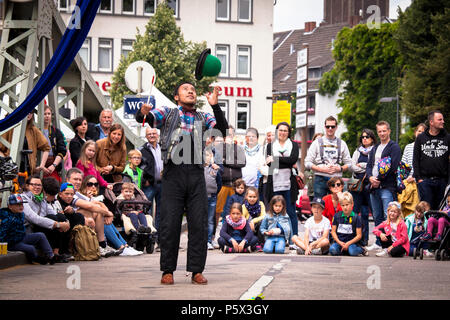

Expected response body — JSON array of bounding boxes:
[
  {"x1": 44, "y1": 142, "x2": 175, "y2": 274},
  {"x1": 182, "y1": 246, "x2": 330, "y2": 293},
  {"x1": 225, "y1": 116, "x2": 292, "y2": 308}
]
[
  {"x1": 242, "y1": 128, "x2": 263, "y2": 188},
  {"x1": 401, "y1": 123, "x2": 426, "y2": 182}
]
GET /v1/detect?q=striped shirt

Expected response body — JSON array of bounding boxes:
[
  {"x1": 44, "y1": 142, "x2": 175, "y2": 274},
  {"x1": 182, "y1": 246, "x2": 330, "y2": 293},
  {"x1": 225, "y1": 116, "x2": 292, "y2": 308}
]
[
  {"x1": 402, "y1": 142, "x2": 414, "y2": 176},
  {"x1": 151, "y1": 105, "x2": 216, "y2": 135}
]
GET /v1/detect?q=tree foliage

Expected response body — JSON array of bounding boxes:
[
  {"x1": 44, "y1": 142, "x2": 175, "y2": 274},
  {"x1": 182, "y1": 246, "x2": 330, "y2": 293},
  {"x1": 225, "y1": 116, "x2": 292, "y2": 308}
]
[
  {"x1": 318, "y1": 23, "x2": 403, "y2": 152},
  {"x1": 395, "y1": 0, "x2": 450, "y2": 131},
  {"x1": 110, "y1": 3, "x2": 216, "y2": 110}
]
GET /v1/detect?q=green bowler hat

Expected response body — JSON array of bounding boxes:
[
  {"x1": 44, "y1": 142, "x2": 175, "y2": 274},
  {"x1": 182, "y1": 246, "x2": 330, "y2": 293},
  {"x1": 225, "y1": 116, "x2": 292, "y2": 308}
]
[{"x1": 195, "y1": 48, "x2": 222, "y2": 80}]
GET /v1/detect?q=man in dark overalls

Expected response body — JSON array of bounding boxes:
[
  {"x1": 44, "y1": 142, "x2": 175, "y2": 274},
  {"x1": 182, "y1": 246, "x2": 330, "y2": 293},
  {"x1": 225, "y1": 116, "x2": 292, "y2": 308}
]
[{"x1": 136, "y1": 83, "x2": 228, "y2": 285}]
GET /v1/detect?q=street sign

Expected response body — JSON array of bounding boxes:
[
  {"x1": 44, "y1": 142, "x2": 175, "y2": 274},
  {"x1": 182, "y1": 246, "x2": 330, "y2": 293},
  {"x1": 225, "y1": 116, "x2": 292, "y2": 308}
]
[
  {"x1": 272, "y1": 100, "x2": 291, "y2": 125},
  {"x1": 296, "y1": 97, "x2": 307, "y2": 113},
  {"x1": 296, "y1": 113, "x2": 307, "y2": 129},
  {"x1": 124, "y1": 95, "x2": 155, "y2": 119}
]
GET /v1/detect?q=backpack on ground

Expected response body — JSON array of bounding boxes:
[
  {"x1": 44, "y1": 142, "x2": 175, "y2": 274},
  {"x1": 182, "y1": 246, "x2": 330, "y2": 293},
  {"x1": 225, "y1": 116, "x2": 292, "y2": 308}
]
[{"x1": 69, "y1": 225, "x2": 101, "y2": 261}]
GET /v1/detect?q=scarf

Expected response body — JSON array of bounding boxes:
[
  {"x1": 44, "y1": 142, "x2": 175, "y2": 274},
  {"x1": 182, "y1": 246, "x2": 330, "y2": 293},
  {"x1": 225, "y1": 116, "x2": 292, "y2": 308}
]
[
  {"x1": 358, "y1": 145, "x2": 373, "y2": 156},
  {"x1": 226, "y1": 215, "x2": 247, "y2": 230},
  {"x1": 244, "y1": 200, "x2": 261, "y2": 219},
  {"x1": 272, "y1": 138, "x2": 293, "y2": 158},
  {"x1": 244, "y1": 144, "x2": 261, "y2": 157},
  {"x1": 34, "y1": 192, "x2": 44, "y2": 203}
]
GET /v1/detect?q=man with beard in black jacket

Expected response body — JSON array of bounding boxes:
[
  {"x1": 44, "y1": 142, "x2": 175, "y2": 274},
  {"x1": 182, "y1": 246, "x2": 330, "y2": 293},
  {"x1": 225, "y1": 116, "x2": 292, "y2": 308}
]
[{"x1": 413, "y1": 110, "x2": 450, "y2": 210}]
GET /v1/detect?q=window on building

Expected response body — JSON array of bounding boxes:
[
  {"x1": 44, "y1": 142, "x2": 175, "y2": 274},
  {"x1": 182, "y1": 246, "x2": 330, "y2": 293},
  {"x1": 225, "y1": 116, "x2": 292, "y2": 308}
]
[
  {"x1": 100, "y1": 0, "x2": 113, "y2": 13},
  {"x1": 121, "y1": 39, "x2": 134, "y2": 59},
  {"x1": 122, "y1": 0, "x2": 135, "y2": 14},
  {"x1": 144, "y1": 0, "x2": 157, "y2": 15},
  {"x1": 218, "y1": 100, "x2": 228, "y2": 119},
  {"x1": 238, "y1": 0, "x2": 252, "y2": 22},
  {"x1": 56, "y1": 0, "x2": 68, "y2": 11},
  {"x1": 236, "y1": 101, "x2": 249, "y2": 131},
  {"x1": 98, "y1": 38, "x2": 113, "y2": 72},
  {"x1": 216, "y1": 45, "x2": 229, "y2": 77},
  {"x1": 79, "y1": 38, "x2": 91, "y2": 70},
  {"x1": 237, "y1": 46, "x2": 251, "y2": 78},
  {"x1": 166, "y1": 0, "x2": 178, "y2": 18},
  {"x1": 216, "y1": 0, "x2": 230, "y2": 21},
  {"x1": 308, "y1": 67, "x2": 322, "y2": 79}
]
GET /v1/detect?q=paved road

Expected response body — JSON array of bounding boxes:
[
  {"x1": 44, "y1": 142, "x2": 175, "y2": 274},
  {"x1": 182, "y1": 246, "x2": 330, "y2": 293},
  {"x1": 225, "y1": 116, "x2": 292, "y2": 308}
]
[{"x1": 1, "y1": 224, "x2": 449, "y2": 301}]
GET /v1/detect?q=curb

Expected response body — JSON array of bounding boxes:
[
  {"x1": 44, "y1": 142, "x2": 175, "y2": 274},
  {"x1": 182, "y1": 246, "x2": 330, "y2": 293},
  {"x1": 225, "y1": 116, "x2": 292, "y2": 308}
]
[{"x1": 0, "y1": 251, "x2": 28, "y2": 270}]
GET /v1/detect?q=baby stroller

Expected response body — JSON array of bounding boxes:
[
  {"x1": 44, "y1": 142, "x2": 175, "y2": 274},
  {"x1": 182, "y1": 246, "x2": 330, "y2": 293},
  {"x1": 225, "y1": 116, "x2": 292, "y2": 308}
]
[
  {"x1": 413, "y1": 185, "x2": 450, "y2": 261},
  {"x1": 104, "y1": 179, "x2": 157, "y2": 254}
]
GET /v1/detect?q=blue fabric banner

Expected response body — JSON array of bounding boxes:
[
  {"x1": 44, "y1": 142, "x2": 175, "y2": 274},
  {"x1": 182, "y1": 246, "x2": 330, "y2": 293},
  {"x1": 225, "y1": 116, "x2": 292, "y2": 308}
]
[{"x1": 0, "y1": 0, "x2": 101, "y2": 131}]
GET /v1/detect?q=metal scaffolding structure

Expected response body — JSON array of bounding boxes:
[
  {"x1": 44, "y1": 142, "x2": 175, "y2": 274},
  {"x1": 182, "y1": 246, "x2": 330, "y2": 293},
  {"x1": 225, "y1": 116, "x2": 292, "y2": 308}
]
[{"x1": 0, "y1": 0, "x2": 144, "y2": 205}]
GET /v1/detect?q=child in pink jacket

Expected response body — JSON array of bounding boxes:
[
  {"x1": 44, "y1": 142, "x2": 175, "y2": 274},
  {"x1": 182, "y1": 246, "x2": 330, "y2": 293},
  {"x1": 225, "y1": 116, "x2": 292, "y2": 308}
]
[
  {"x1": 373, "y1": 201, "x2": 410, "y2": 257},
  {"x1": 76, "y1": 140, "x2": 109, "y2": 188}
]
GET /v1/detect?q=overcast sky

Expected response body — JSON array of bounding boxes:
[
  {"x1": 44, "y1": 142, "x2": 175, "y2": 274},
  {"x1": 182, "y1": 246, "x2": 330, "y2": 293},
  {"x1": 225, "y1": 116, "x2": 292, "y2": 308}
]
[{"x1": 273, "y1": 0, "x2": 412, "y2": 32}]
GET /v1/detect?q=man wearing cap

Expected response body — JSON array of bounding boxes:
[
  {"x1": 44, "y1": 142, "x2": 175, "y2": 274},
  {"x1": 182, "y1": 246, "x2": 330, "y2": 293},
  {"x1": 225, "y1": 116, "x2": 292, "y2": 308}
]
[
  {"x1": 292, "y1": 197, "x2": 331, "y2": 255},
  {"x1": 0, "y1": 194, "x2": 56, "y2": 264},
  {"x1": 135, "y1": 80, "x2": 228, "y2": 285}
]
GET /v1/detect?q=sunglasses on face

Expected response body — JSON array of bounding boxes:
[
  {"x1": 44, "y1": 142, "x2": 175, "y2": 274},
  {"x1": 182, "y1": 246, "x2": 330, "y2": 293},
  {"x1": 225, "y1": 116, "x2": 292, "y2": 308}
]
[
  {"x1": 361, "y1": 135, "x2": 371, "y2": 139},
  {"x1": 86, "y1": 182, "x2": 99, "y2": 187},
  {"x1": 331, "y1": 183, "x2": 342, "y2": 188},
  {"x1": 325, "y1": 125, "x2": 336, "y2": 129}
]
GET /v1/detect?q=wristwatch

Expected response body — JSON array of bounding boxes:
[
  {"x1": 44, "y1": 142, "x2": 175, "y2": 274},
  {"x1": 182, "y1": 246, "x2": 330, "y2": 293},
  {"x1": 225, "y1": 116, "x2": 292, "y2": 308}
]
[
  {"x1": 51, "y1": 163, "x2": 57, "y2": 167},
  {"x1": 56, "y1": 222, "x2": 60, "y2": 229}
]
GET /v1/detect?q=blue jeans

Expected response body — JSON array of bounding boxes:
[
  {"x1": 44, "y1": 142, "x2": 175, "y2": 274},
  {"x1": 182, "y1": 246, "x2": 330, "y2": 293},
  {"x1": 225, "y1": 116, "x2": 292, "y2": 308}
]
[
  {"x1": 104, "y1": 224, "x2": 127, "y2": 249},
  {"x1": 351, "y1": 191, "x2": 371, "y2": 246},
  {"x1": 128, "y1": 212, "x2": 148, "y2": 229},
  {"x1": 207, "y1": 195, "x2": 217, "y2": 243},
  {"x1": 313, "y1": 175, "x2": 330, "y2": 199},
  {"x1": 417, "y1": 178, "x2": 447, "y2": 210},
  {"x1": 263, "y1": 236, "x2": 286, "y2": 254},
  {"x1": 329, "y1": 242, "x2": 363, "y2": 256},
  {"x1": 273, "y1": 190, "x2": 297, "y2": 238},
  {"x1": 9, "y1": 233, "x2": 53, "y2": 260},
  {"x1": 370, "y1": 188, "x2": 394, "y2": 246},
  {"x1": 143, "y1": 182, "x2": 162, "y2": 231}
]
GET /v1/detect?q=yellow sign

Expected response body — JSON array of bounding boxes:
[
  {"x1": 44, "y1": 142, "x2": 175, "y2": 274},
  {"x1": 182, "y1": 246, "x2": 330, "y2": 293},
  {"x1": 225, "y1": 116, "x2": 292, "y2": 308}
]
[{"x1": 272, "y1": 100, "x2": 291, "y2": 126}]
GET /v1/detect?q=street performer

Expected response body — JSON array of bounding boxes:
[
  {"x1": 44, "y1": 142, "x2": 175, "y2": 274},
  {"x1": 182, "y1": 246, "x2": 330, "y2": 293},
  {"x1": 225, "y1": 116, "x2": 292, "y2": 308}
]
[{"x1": 135, "y1": 83, "x2": 228, "y2": 285}]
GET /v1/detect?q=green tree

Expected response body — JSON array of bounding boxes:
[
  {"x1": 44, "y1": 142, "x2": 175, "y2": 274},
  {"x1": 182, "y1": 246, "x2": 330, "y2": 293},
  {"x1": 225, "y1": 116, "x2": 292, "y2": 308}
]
[
  {"x1": 395, "y1": 0, "x2": 450, "y2": 131},
  {"x1": 110, "y1": 3, "x2": 216, "y2": 110},
  {"x1": 318, "y1": 23, "x2": 403, "y2": 152}
]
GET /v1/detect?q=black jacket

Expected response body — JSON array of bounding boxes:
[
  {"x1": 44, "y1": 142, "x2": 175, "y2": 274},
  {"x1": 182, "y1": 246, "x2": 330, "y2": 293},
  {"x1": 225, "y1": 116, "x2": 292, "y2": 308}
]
[
  {"x1": 413, "y1": 129, "x2": 450, "y2": 181},
  {"x1": 46, "y1": 125, "x2": 67, "y2": 171},
  {"x1": 69, "y1": 134, "x2": 85, "y2": 166},
  {"x1": 217, "y1": 142, "x2": 246, "y2": 187},
  {"x1": 366, "y1": 140, "x2": 401, "y2": 193},
  {"x1": 139, "y1": 142, "x2": 157, "y2": 187}
]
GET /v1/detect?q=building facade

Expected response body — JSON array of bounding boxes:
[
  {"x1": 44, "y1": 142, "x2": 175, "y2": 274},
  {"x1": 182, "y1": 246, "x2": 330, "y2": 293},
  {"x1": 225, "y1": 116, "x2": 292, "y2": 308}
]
[{"x1": 56, "y1": 0, "x2": 274, "y2": 136}]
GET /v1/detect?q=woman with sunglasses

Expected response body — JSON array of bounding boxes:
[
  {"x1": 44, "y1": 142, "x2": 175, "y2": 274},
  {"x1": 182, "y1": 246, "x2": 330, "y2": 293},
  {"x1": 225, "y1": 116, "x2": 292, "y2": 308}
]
[
  {"x1": 79, "y1": 175, "x2": 142, "y2": 256},
  {"x1": 350, "y1": 129, "x2": 376, "y2": 246},
  {"x1": 322, "y1": 177, "x2": 345, "y2": 223}
]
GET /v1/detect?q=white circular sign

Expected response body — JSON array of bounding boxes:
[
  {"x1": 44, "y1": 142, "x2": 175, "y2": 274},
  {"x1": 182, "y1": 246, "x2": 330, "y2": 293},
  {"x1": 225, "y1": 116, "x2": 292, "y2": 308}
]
[{"x1": 124, "y1": 61, "x2": 156, "y2": 94}]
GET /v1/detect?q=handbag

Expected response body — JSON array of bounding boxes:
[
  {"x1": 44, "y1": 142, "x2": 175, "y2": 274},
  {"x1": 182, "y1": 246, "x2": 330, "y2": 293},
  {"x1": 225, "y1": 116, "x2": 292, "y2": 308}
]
[
  {"x1": 292, "y1": 168, "x2": 305, "y2": 189},
  {"x1": 348, "y1": 175, "x2": 366, "y2": 193}
]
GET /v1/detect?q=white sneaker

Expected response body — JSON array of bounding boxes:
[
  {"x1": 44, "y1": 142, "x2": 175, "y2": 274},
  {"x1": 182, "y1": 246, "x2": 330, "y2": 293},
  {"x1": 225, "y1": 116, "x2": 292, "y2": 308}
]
[
  {"x1": 212, "y1": 240, "x2": 220, "y2": 249},
  {"x1": 128, "y1": 247, "x2": 144, "y2": 255},
  {"x1": 119, "y1": 247, "x2": 134, "y2": 256},
  {"x1": 311, "y1": 248, "x2": 322, "y2": 255},
  {"x1": 376, "y1": 249, "x2": 388, "y2": 257},
  {"x1": 207, "y1": 242, "x2": 214, "y2": 250},
  {"x1": 99, "y1": 246, "x2": 114, "y2": 258},
  {"x1": 366, "y1": 243, "x2": 382, "y2": 251},
  {"x1": 424, "y1": 249, "x2": 434, "y2": 257}
]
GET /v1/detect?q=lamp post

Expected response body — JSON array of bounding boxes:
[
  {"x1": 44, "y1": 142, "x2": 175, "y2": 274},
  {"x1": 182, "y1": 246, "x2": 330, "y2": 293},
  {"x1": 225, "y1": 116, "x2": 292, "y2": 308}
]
[{"x1": 379, "y1": 94, "x2": 399, "y2": 143}]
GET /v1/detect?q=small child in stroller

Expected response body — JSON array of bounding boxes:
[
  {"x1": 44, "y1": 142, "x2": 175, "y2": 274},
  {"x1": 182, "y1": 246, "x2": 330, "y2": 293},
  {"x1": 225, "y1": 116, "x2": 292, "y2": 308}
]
[
  {"x1": 421, "y1": 194, "x2": 450, "y2": 242},
  {"x1": 105, "y1": 181, "x2": 156, "y2": 253}
]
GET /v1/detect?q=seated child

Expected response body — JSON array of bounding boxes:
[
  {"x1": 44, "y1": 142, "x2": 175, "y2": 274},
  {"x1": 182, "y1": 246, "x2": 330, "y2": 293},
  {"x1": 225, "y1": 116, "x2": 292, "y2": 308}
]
[
  {"x1": 330, "y1": 192, "x2": 366, "y2": 256},
  {"x1": 0, "y1": 194, "x2": 56, "y2": 265},
  {"x1": 123, "y1": 149, "x2": 144, "y2": 189},
  {"x1": 405, "y1": 201, "x2": 430, "y2": 256},
  {"x1": 218, "y1": 202, "x2": 258, "y2": 253},
  {"x1": 292, "y1": 197, "x2": 330, "y2": 255},
  {"x1": 57, "y1": 182, "x2": 94, "y2": 230},
  {"x1": 422, "y1": 194, "x2": 450, "y2": 242},
  {"x1": 115, "y1": 182, "x2": 150, "y2": 234},
  {"x1": 260, "y1": 195, "x2": 292, "y2": 254},
  {"x1": 242, "y1": 186, "x2": 266, "y2": 250},
  {"x1": 221, "y1": 178, "x2": 246, "y2": 221},
  {"x1": 373, "y1": 201, "x2": 410, "y2": 257}
]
